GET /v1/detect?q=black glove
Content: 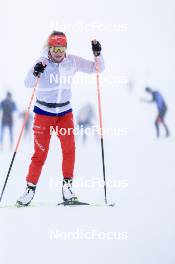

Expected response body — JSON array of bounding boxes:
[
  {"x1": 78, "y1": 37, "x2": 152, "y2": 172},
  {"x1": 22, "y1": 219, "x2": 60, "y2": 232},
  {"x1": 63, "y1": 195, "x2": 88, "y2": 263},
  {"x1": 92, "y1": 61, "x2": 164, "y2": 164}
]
[
  {"x1": 91, "y1": 40, "x2": 102, "y2": 57},
  {"x1": 33, "y1": 62, "x2": 47, "y2": 77}
]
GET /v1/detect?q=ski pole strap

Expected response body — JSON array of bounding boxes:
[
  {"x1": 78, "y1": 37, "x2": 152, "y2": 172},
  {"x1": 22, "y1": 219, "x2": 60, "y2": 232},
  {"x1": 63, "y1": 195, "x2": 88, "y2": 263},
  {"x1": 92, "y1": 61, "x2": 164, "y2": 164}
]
[{"x1": 36, "y1": 99, "x2": 70, "y2": 108}]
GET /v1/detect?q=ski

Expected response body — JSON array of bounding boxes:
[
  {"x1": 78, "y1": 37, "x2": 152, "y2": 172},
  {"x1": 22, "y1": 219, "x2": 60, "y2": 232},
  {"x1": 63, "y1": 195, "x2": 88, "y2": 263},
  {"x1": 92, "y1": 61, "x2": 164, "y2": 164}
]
[
  {"x1": 57, "y1": 200, "x2": 90, "y2": 206},
  {"x1": 0, "y1": 202, "x2": 116, "y2": 208},
  {"x1": 0, "y1": 203, "x2": 35, "y2": 209},
  {"x1": 57, "y1": 201, "x2": 115, "y2": 207}
]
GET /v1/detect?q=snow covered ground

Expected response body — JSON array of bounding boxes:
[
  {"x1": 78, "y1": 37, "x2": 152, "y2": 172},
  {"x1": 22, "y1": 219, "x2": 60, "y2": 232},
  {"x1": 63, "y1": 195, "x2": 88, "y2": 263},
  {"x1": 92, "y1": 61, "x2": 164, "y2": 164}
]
[
  {"x1": 1, "y1": 0, "x2": 175, "y2": 263},
  {"x1": 0, "y1": 86, "x2": 175, "y2": 264}
]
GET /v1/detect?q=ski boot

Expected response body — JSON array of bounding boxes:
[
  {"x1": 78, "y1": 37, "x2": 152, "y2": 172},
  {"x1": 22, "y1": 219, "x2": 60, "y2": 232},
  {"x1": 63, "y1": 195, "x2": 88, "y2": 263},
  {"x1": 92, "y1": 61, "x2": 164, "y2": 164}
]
[
  {"x1": 62, "y1": 178, "x2": 77, "y2": 203},
  {"x1": 16, "y1": 183, "x2": 36, "y2": 207}
]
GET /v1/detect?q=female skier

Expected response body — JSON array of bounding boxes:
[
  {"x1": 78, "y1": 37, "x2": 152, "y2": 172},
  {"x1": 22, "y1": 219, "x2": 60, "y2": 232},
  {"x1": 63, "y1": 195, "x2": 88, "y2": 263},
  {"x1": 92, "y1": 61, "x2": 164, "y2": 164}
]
[{"x1": 17, "y1": 31, "x2": 104, "y2": 206}]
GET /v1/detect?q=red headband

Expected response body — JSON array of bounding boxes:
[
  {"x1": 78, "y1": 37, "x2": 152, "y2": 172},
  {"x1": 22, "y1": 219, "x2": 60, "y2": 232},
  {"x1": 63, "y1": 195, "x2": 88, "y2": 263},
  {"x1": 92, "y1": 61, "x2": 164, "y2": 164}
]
[{"x1": 48, "y1": 35, "x2": 67, "y2": 47}]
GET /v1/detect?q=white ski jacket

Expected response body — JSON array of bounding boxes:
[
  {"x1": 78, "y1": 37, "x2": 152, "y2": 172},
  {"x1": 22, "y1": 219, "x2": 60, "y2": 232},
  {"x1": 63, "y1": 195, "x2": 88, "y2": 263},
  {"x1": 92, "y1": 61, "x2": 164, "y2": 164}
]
[{"x1": 25, "y1": 49, "x2": 105, "y2": 114}]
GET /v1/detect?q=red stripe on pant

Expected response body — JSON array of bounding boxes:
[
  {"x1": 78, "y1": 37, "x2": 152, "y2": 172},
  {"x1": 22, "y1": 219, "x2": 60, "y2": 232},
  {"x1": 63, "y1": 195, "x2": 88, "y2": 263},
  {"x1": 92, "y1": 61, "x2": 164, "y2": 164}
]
[{"x1": 26, "y1": 112, "x2": 75, "y2": 185}]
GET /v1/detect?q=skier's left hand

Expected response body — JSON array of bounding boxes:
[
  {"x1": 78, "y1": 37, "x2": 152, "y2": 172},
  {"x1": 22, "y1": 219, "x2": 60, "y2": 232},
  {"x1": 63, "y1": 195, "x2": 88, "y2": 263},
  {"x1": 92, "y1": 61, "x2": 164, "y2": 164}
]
[{"x1": 91, "y1": 40, "x2": 102, "y2": 56}]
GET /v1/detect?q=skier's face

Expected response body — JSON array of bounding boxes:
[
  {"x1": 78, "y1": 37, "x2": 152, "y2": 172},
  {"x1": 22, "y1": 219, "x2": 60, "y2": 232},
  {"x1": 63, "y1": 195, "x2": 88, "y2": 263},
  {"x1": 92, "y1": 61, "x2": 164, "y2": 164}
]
[{"x1": 49, "y1": 46, "x2": 66, "y2": 62}]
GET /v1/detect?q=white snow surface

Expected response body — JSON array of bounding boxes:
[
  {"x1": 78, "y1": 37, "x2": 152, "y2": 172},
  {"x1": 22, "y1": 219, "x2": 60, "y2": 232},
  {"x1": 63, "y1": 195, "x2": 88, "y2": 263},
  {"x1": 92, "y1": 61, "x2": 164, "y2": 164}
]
[
  {"x1": 0, "y1": 90, "x2": 175, "y2": 264},
  {"x1": 1, "y1": 0, "x2": 175, "y2": 263}
]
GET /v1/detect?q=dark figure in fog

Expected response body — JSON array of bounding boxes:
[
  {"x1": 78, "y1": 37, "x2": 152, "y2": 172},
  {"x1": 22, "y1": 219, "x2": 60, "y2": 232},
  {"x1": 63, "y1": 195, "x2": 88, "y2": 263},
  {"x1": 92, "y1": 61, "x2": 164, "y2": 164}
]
[
  {"x1": 144, "y1": 87, "x2": 170, "y2": 138},
  {"x1": 77, "y1": 103, "x2": 96, "y2": 143},
  {"x1": 19, "y1": 111, "x2": 33, "y2": 138},
  {"x1": 0, "y1": 92, "x2": 17, "y2": 149}
]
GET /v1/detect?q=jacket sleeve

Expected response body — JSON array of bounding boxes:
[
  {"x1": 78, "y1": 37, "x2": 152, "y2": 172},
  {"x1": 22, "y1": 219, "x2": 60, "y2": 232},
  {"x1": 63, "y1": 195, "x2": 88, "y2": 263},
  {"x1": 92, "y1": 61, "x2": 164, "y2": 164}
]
[
  {"x1": 72, "y1": 54, "x2": 105, "y2": 74},
  {"x1": 24, "y1": 67, "x2": 37, "y2": 88}
]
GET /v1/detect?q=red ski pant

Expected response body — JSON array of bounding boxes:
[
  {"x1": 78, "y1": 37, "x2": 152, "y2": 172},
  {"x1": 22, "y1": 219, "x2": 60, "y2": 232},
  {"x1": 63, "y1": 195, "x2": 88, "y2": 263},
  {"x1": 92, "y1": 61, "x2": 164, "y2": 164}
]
[{"x1": 26, "y1": 112, "x2": 75, "y2": 185}]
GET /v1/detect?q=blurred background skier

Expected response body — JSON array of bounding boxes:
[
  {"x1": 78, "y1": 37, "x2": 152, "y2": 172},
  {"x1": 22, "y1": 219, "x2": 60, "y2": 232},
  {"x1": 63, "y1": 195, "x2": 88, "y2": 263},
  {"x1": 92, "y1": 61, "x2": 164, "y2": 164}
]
[
  {"x1": 142, "y1": 87, "x2": 170, "y2": 138},
  {"x1": 0, "y1": 91, "x2": 17, "y2": 150},
  {"x1": 76, "y1": 103, "x2": 96, "y2": 143},
  {"x1": 19, "y1": 110, "x2": 33, "y2": 139}
]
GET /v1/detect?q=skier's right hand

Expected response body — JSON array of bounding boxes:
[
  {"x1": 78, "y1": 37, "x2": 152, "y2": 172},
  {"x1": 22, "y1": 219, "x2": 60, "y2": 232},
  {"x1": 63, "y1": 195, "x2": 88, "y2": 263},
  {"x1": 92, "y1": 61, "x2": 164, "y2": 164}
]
[{"x1": 33, "y1": 62, "x2": 47, "y2": 77}]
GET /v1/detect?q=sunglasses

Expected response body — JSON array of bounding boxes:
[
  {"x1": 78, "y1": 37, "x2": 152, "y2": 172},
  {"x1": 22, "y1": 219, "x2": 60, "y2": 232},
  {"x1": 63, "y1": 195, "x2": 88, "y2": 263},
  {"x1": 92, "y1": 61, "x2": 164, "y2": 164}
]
[{"x1": 50, "y1": 46, "x2": 66, "y2": 53}]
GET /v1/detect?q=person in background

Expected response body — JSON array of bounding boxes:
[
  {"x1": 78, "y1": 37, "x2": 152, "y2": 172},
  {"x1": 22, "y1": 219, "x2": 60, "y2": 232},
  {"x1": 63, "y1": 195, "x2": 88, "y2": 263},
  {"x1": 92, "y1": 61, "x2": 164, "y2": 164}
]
[
  {"x1": 19, "y1": 111, "x2": 33, "y2": 138},
  {"x1": 142, "y1": 87, "x2": 170, "y2": 138},
  {"x1": 0, "y1": 92, "x2": 17, "y2": 150},
  {"x1": 77, "y1": 103, "x2": 96, "y2": 143}
]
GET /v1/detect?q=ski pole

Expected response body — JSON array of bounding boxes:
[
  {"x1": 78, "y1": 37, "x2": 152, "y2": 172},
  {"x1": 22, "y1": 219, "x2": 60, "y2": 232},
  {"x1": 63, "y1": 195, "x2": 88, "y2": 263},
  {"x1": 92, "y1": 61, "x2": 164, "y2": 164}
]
[
  {"x1": 93, "y1": 41, "x2": 107, "y2": 205},
  {"x1": 0, "y1": 77, "x2": 39, "y2": 203}
]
